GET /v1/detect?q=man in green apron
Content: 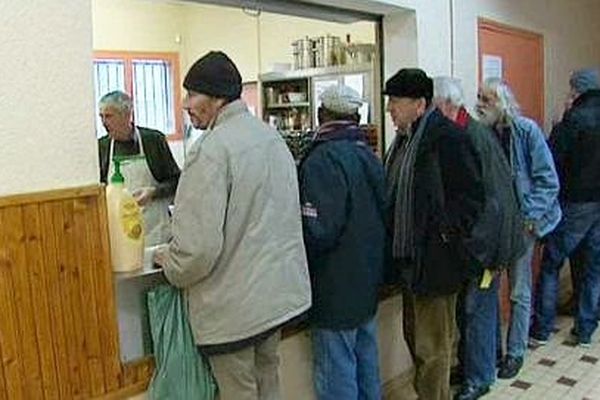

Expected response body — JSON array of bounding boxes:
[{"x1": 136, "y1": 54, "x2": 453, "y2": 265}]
[{"x1": 98, "y1": 90, "x2": 180, "y2": 246}]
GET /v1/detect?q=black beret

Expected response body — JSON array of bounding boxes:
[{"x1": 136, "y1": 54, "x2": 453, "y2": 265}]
[{"x1": 383, "y1": 68, "x2": 433, "y2": 101}]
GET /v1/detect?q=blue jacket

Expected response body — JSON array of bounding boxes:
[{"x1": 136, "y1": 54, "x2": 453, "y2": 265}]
[
  {"x1": 509, "y1": 116, "x2": 561, "y2": 237},
  {"x1": 299, "y1": 123, "x2": 386, "y2": 329}
]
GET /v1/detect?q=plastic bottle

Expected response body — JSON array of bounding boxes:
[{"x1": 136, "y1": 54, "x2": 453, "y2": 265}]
[{"x1": 106, "y1": 159, "x2": 144, "y2": 272}]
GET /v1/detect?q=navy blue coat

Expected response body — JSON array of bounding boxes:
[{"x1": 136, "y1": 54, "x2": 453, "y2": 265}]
[{"x1": 299, "y1": 125, "x2": 386, "y2": 330}]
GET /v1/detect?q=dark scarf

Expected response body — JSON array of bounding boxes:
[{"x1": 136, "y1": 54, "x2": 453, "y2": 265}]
[{"x1": 388, "y1": 106, "x2": 435, "y2": 260}]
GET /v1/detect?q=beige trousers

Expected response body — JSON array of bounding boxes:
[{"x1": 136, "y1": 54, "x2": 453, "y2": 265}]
[
  {"x1": 207, "y1": 331, "x2": 281, "y2": 400},
  {"x1": 403, "y1": 292, "x2": 457, "y2": 400}
]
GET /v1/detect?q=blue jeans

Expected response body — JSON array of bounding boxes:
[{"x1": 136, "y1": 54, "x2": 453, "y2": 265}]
[
  {"x1": 312, "y1": 318, "x2": 382, "y2": 400},
  {"x1": 458, "y1": 274, "x2": 499, "y2": 387},
  {"x1": 498, "y1": 235, "x2": 535, "y2": 359},
  {"x1": 534, "y1": 202, "x2": 600, "y2": 342}
]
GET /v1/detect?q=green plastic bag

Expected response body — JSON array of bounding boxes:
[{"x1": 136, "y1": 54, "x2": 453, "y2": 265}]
[{"x1": 147, "y1": 285, "x2": 217, "y2": 400}]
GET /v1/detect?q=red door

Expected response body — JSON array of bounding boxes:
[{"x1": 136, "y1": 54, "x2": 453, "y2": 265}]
[{"x1": 478, "y1": 19, "x2": 544, "y2": 126}]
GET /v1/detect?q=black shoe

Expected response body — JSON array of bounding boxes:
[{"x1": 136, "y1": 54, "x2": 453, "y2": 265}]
[
  {"x1": 570, "y1": 326, "x2": 578, "y2": 337},
  {"x1": 497, "y1": 355, "x2": 523, "y2": 379},
  {"x1": 453, "y1": 384, "x2": 490, "y2": 400},
  {"x1": 450, "y1": 365, "x2": 464, "y2": 386}
]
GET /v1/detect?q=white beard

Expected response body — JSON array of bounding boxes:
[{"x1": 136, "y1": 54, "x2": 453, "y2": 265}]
[{"x1": 476, "y1": 108, "x2": 501, "y2": 127}]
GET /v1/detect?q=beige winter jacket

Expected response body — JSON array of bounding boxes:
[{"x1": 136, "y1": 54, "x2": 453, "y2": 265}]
[{"x1": 163, "y1": 100, "x2": 311, "y2": 346}]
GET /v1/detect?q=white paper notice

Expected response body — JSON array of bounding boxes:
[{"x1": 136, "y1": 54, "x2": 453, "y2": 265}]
[{"x1": 482, "y1": 54, "x2": 503, "y2": 80}]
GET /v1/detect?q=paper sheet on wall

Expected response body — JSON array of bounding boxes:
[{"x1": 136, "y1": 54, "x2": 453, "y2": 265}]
[{"x1": 482, "y1": 54, "x2": 503, "y2": 80}]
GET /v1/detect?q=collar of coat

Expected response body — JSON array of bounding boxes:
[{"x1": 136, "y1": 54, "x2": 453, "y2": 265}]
[
  {"x1": 572, "y1": 89, "x2": 600, "y2": 108},
  {"x1": 210, "y1": 99, "x2": 248, "y2": 130},
  {"x1": 313, "y1": 120, "x2": 366, "y2": 143}
]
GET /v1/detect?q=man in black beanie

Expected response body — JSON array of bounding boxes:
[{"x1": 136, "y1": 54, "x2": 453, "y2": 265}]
[
  {"x1": 384, "y1": 68, "x2": 484, "y2": 400},
  {"x1": 154, "y1": 51, "x2": 312, "y2": 400}
]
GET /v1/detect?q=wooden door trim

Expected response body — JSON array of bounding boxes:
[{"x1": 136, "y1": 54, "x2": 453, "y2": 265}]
[{"x1": 479, "y1": 18, "x2": 543, "y2": 41}]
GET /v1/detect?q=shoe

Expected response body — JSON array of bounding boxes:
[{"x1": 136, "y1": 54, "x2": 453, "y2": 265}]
[
  {"x1": 453, "y1": 384, "x2": 490, "y2": 400},
  {"x1": 579, "y1": 340, "x2": 591, "y2": 349},
  {"x1": 570, "y1": 326, "x2": 578, "y2": 337},
  {"x1": 497, "y1": 355, "x2": 523, "y2": 379},
  {"x1": 450, "y1": 366, "x2": 464, "y2": 386},
  {"x1": 570, "y1": 327, "x2": 591, "y2": 347},
  {"x1": 528, "y1": 335, "x2": 548, "y2": 348},
  {"x1": 496, "y1": 353, "x2": 503, "y2": 368}
]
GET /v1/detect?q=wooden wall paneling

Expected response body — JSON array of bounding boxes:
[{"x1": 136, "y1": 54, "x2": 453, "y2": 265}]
[
  {"x1": 4, "y1": 206, "x2": 45, "y2": 399},
  {"x1": 50, "y1": 200, "x2": 84, "y2": 397},
  {"x1": 72, "y1": 197, "x2": 106, "y2": 397},
  {"x1": 40, "y1": 202, "x2": 73, "y2": 398},
  {"x1": 22, "y1": 203, "x2": 61, "y2": 399},
  {"x1": 0, "y1": 349, "x2": 6, "y2": 400},
  {"x1": 0, "y1": 207, "x2": 26, "y2": 399},
  {"x1": 88, "y1": 194, "x2": 122, "y2": 392},
  {"x1": 60, "y1": 200, "x2": 92, "y2": 399},
  {"x1": 0, "y1": 211, "x2": 10, "y2": 400},
  {"x1": 0, "y1": 332, "x2": 6, "y2": 400},
  {"x1": 0, "y1": 186, "x2": 157, "y2": 400}
]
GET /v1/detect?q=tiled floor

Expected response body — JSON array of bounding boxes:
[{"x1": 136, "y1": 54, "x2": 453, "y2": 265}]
[{"x1": 483, "y1": 316, "x2": 600, "y2": 399}]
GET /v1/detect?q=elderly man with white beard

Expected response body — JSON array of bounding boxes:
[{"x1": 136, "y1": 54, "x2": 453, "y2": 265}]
[{"x1": 476, "y1": 78, "x2": 561, "y2": 380}]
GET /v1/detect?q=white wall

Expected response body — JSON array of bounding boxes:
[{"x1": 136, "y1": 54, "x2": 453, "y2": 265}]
[
  {"x1": 92, "y1": 0, "x2": 376, "y2": 83},
  {"x1": 381, "y1": 0, "x2": 600, "y2": 132},
  {"x1": 0, "y1": 0, "x2": 98, "y2": 196},
  {"x1": 454, "y1": 0, "x2": 600, "y2": 130}
]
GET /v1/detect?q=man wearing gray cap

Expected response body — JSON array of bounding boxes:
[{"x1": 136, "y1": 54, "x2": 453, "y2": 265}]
[
  {"x1": 533, "y1": 68, "x2": 600, "y2": 348},
  {"x1": 154, "y1": 51, "x2": 311, "y2": 400},
  {"x1": 299, "y1": 84, "x2": 386, "y2": 399}
]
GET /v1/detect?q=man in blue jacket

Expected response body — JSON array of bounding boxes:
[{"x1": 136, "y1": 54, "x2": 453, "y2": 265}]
[
  {"x1": 299, "y1": 84, "x2": 386, "y2": 400},
  {"x1": 477, "y1": 78, "x2": 561, "y2": 379},
  {"x1": 533, "y1": 68, "x2": 600, "y2": 347}
]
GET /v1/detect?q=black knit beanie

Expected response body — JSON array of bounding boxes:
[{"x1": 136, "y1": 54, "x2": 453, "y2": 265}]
[{"x1": 183, "y1": 51, "x2": 242, "y2": 100}]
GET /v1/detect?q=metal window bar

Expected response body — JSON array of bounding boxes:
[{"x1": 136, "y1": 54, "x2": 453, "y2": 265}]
[
  {"x1": 93, "y1": 59, "x2": 126, "y2": 138},
  {"x1": 132, "y1": 60, "x2": 174, "y2": 134}
]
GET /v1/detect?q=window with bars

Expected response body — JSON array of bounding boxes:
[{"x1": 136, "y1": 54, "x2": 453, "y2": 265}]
[{"x1": 93, "y1": 51, "x2": 182, "y2": 139}]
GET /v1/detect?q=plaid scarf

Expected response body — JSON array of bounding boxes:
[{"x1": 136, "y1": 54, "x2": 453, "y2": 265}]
[{"x1": 391, "y1": 106, "x2": 435, "y2": 260}]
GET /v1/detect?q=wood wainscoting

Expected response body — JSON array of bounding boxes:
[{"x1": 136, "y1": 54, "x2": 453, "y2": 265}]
[{"x1": 0, "y1": 185, "x2": 152, "y2": 399}]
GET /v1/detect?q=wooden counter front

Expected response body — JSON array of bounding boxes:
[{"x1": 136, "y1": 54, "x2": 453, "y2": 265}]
[
  {"x1": 0, "y1": 185, "x2": 152, "y2": 399},
  {"x1": 0, "y1": 185, "x2": 402, "y2": 399}
]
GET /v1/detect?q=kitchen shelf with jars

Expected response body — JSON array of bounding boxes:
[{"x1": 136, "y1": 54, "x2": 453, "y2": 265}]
[{"x1": 259, "y1": 35, "x2": 380, "y2": 163}]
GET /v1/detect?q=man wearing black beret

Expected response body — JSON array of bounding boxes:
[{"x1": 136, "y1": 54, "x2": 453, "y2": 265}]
[{"x1": 384, "y1": 68, "x2": 485, "y2": 400}]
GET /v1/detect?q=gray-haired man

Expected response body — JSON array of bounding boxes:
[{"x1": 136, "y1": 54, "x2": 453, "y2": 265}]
[
  {"x1": 97, "y1": 90, "x2": 180, "y2": 246},
  {"x1": 434, "y1": 77, "x2": 523, "y2": 400}
]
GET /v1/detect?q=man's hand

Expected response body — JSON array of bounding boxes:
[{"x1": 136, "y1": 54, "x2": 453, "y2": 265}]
[
  {"x1": 132, "y1": 186, "x2": 156, "y2": 206},
  {"x1": 152, "y1": 244, "x2": 169, "y2": 268}
]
